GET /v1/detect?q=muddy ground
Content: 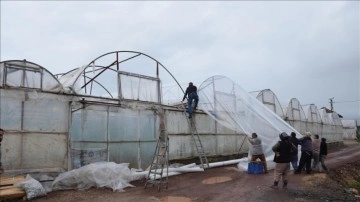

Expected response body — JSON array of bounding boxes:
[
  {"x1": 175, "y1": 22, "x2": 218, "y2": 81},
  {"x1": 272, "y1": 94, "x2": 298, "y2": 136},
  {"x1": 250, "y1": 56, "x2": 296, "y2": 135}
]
[{"x1": 8, "y1": 140, "x2": 360, "y2": 202}]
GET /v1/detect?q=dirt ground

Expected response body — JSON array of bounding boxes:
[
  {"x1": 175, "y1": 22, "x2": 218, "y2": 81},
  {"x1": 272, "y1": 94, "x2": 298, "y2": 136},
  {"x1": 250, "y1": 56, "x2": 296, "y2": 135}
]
[{"x1": 8, "y1": 140, "x2": 360, "y2": 202}]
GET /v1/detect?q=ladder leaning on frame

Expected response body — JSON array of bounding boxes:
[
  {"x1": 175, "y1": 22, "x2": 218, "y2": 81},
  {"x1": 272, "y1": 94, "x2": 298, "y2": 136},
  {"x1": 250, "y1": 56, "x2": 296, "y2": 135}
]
[
  {"x1": 145, "y1": 107, "x2": 169, "y2": 191},
  {"x1": 181, "y1": 102, "x2": 209, "y2": 169},
  {"x1": 144, "y1": 132, "x2": 169, "y2": 191}
]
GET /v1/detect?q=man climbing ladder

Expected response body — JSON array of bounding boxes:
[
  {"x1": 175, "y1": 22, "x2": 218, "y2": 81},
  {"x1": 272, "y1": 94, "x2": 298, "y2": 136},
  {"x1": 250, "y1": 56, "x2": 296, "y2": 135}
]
[{"x1": 182, "y1": 82, "x2": 198, "y2": 118}]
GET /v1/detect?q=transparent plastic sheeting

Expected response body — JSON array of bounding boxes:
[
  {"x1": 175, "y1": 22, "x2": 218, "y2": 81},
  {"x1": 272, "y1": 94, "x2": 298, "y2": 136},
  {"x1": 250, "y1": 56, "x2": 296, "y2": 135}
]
[
  {"x1": 255, "y1": 89, "x2": 285, "y2": 119},
  {"x1": 197, "y1": 75, "x2": 302, "y2": 170},
  {"x1": 58, "y1": 65, "x2": 87, "y2": 93},
  {"x1": 52, "y1": 162, "x2": 135, "y2": 192},
  {"x1": 0, "y1": 61, "x2": 63, "y2": 92}
]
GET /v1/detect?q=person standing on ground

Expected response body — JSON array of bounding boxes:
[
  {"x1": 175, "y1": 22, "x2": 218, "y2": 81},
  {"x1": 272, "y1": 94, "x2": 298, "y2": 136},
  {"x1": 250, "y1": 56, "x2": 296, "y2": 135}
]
[
  {"x1": 182, "y1": 82, "x2": 199, "y2": 118},
  {"x1": 312, "y1": 134, "x2": 321, "y2": 171},
  {"x1": 295, "y1": 132, "x2": 313, "y2": 174},
  {"x1": 289, "y1": 132, "x2": 299, "y2": 171},
  {"x1": 319, "y1": 138, "x2": 329, "y2": 172},
  {"x1": 0, "y1": 128, "x2": 4, "y2": 174},
  {"x1": 271, "y1": 132, "x2": 295, "y2": 188},
  {"x1": 248, "y1": 133, "x2": 268, "y2": 173}
]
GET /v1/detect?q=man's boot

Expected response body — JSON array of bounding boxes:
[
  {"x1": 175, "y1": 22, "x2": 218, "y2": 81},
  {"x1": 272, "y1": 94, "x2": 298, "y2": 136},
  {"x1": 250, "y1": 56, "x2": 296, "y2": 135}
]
[
  {"x1": 270, "y1": 181, "x2": 278, "y2": 188},
  {"x1": 283, "y1": 180, "x2": 288, "y2": 188}
]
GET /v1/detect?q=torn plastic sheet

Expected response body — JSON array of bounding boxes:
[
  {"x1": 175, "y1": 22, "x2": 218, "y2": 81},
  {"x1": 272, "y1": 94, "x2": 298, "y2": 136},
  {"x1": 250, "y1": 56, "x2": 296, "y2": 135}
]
[
  {"x1": 15, "y1": 174, "x2": 47, "y2": 200},
  {"x1": 52, "y1": 162, "x2": 135, "y2": 192},
  {"x1": 197, "y1": 75, "x2": 303, "y2": 170}
]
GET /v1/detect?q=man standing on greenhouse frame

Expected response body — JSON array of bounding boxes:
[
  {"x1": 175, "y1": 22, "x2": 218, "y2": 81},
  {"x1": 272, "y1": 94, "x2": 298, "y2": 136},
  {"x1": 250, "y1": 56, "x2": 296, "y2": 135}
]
[{"x1": 182, "y1": 82, "x2": 199, "y2": 119}]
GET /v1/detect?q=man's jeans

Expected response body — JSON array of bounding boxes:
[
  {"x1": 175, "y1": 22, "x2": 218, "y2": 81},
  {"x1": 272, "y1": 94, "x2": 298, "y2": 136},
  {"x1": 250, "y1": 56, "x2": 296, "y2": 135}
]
[
  {"x1": 188, "y1": 92, "x2": 199, "y2": 115},
  {"x1": 290, "y1": 154, "x2": 298, "y2": 170}
]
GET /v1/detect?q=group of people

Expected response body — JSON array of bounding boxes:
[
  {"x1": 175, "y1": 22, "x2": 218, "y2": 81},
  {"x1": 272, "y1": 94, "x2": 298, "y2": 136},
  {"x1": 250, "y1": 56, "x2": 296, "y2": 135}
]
[{"x1": 248, "y1": 131, "x2": 329, "y2": 188}]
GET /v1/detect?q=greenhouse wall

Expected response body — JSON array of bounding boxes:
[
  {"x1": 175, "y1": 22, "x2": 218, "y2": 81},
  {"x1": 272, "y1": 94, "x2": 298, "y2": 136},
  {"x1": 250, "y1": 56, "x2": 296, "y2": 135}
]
[
  {"x1": 69, "y1": 100, "x2": 159, "y2": 170},
  {"x1": 68, "y1": 100, "x2": 246, "y2": 170},
  {"x1": 319, "y1": 109, "x2": 343, "y2": 143},
  {"x1": 0, "y1": 89, "x2": 69, "y2": 171},
  {"x1": 166, "y1": 109, "x2": 247, "y2": 161},
  {"x1": 342, "y1": 120, "x2": 357, "y2": 139}
]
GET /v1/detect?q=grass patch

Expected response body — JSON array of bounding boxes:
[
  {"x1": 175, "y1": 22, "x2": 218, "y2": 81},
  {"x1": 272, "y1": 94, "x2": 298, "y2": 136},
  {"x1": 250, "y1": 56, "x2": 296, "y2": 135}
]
[{"x1": 348, "y1": 179, "x2": 360, "y2": 189}]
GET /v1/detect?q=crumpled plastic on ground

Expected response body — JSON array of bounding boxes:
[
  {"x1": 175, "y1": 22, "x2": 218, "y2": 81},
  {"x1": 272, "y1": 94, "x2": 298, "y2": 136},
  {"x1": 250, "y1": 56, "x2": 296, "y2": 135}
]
[
  {"x1": 52, "y1": 162, "x2": 135, "y2": 192},
  {"x1": 15, "y1": 174, "x2": 47, "y2": 200}
]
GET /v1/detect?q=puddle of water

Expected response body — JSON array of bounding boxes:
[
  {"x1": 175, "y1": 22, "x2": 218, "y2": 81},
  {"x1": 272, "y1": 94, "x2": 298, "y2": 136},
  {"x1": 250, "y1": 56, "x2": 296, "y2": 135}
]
[
  {"x1": 201, "y1": 176, "x2": 232, "y2": 185},
  {"x1": 160, "y1": 196, "x2": 192, "y2": 202}
]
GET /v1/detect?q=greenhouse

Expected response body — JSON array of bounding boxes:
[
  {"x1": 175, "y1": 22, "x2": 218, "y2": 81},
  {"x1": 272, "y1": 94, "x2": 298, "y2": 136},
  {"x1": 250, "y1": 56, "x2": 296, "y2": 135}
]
[
  {"x1": 0, "y1": 51, "x2": 349, "y2": 174},
  {"x1": 253, "y1": 89, "x2": 286, "y2": 119},
  {"x1": 283, "y1": 98, "x2": 307, "y2": 134},
  {"x1": 302, "y1": 104, "x2": 322, "y2": 136}
]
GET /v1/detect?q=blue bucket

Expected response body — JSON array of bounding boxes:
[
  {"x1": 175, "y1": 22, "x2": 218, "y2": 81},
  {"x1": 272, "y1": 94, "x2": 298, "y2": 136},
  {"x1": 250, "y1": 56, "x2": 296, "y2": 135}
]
[{"x1": 247, "y1": 162, "x2": 264, "y2": 174}]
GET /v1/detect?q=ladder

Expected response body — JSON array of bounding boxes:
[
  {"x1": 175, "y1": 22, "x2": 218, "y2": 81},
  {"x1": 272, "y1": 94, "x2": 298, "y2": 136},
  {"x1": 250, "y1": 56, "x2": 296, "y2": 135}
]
[
  {"x1": 144, "y1": 131, "x2": 169, "y2": 191},
  {"x1": 181, "y1": 103, "x2": 209, "y2": 169}
]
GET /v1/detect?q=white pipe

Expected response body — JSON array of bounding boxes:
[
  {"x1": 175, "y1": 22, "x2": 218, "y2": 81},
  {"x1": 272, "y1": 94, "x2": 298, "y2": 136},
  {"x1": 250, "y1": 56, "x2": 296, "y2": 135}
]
[
  {"x1": 208, "y1": 159, "x2": 244, "y2": 168},
  {"x1": 136, "y1": 158, "x2": 249, "y2": 182},
  {"x1": 150, "y1": 167, "x2": 203, "y2": 174},
  {"x1": 180, "y1": 163, "x2": 196, "y2": 168},
  {"x1": 150, "y1": 172, "x2": 180, "y2": 180}
]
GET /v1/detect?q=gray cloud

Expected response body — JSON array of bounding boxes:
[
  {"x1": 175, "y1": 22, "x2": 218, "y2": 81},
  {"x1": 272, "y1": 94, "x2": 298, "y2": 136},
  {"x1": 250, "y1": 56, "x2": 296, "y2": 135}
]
[{"x1": 1, "y1": 1, "x2": 359, "y2": 122}]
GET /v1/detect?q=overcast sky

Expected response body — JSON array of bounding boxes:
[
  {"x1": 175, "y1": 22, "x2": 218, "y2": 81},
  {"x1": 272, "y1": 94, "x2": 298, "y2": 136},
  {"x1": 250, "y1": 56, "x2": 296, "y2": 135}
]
[{"x1": 1, "y1": 1, "x2": 359, "y2": 122}]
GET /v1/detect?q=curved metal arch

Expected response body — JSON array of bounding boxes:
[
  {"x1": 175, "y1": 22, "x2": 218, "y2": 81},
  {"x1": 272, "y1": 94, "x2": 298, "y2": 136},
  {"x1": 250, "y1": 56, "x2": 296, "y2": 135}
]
[
  {"x1": 83, "y1": 74, "x2": 114, "y2": 98},
  {"x1": 0, "y1": 59, "x2": 64, "y2": 91},
  {"x1": 72, "y1": 51, "x2": 185, "y2": 97}
]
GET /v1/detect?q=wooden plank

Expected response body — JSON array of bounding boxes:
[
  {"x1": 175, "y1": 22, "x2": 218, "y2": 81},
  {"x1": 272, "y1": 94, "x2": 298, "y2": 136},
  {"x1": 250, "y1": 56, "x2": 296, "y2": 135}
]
[
  {"x1": 0, "y1": 185, "x2": 20, "y2": 190},
  {"x1": 0, "y1": 187, "x2": 26, "y2": 200},
  {"x1": 0, "y1": 176, "x2": 25, "y2": 186}
]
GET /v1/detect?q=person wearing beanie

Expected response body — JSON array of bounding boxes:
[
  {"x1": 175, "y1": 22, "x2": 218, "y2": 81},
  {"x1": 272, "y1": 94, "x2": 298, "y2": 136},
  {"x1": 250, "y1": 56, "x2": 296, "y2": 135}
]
[{"x1": 271, "y1": 132, "x2": 296, "y2": 188}]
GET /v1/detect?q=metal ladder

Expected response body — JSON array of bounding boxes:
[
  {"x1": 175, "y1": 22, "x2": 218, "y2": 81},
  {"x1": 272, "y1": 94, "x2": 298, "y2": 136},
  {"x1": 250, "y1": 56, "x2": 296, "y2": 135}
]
[
  {"x1": 182, "y1": 103, "x2": 209, "y2": 169},
  {"x1": 145, "y1": 132, "x2": 169, "y2": 191}
]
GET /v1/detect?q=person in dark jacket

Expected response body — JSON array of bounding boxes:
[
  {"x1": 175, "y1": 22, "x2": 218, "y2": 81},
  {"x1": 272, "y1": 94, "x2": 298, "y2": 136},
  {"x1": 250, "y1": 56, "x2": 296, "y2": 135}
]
[
  {"x1": 289, "y1": 132, "x2": 299, "y2": 171},
  {"x1": 0, "y1": 128, "x2": 4, "y2": 174},
  {"x1": 182, "y1": 82, "x2": 198, "y2": 118},
  {"x1": 319, "y1": 138, "x2": 329, "y2": 172},
  {"x1": 295, "y1": 132, "x2": 313, "y2": 174},
  {"x1": 271, "y1": 132, "x2": 296, "y2": 188}
]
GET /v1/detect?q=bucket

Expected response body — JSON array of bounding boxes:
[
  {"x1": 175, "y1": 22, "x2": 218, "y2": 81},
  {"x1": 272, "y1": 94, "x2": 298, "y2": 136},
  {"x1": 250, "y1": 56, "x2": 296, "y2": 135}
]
[{"x1": 247, "y1": 162, "x2": 264, "y2": 174}]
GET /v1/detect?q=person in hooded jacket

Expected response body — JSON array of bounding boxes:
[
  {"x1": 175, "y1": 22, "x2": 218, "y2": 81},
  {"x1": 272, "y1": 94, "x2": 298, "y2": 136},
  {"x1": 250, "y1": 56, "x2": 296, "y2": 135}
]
[
  {"x1": 289, "y1": 132, "x2": 299, "y2": 171},
  {"x1": 271, "y1": 132, "x2": 296, "y2": 188},
  {"x1": 295, "y1": 132, "x2": 313, "y2": 174}
]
